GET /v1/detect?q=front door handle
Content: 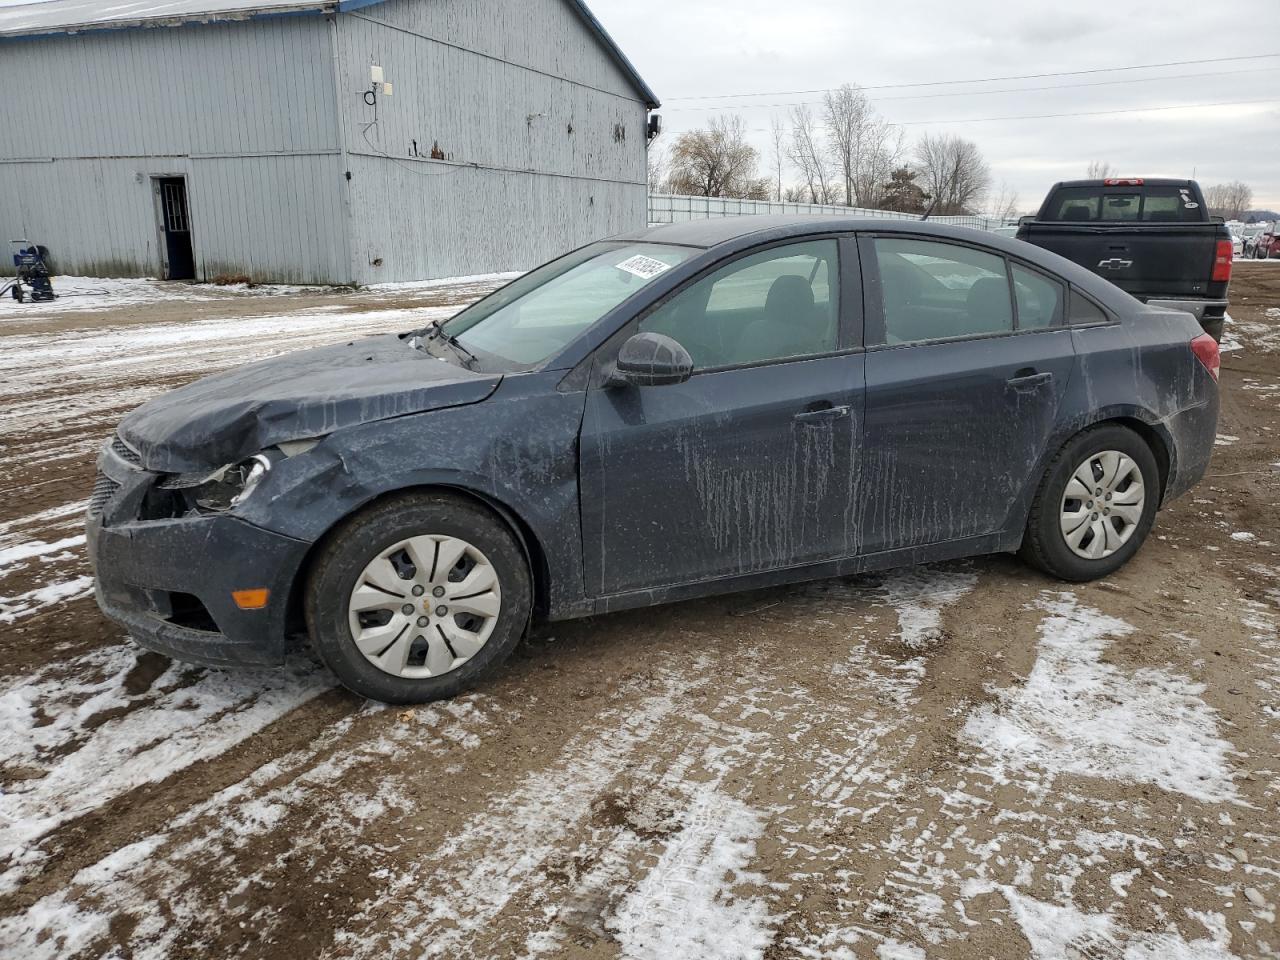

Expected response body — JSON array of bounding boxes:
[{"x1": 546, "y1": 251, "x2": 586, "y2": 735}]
[
  {"x1": 1006, "y1": 370, "x2": 1054, "y2": 393},
  {"x1": 794, "y1": 403, "x2": 851, "y2": 424}
]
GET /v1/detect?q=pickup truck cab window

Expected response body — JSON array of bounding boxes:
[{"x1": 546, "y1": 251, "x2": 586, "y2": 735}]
[{"x1": 870, "y1": 237, "x2": 1012, "y2": 344}]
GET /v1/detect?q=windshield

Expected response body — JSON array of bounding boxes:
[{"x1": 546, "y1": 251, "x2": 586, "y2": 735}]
[{"x1": 440, "y1": 242, "x2": 695, "y2": 367}]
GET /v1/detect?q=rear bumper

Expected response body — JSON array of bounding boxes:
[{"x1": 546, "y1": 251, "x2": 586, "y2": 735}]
[
  {"x1": 1144, "y1": 298, "x2": 1228, "y2": 324},
  {"x1": 88, "y1": 511, "x2": 309, "y2": 667},
  {"x1": 1162, "y1": 391, "x2": 1220, "y2": 505}
]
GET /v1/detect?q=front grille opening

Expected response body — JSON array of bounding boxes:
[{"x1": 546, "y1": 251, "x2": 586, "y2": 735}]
[
  {"x1": 111, "y1": 434, "x2": 142, "y2": 466},
  {"x1": 88, "y1": 472, "x2": 121, "y2": 517},
  {"x1": 138, "y1": 485, "x2": 186, "y2": 521},
  {"x1": 166, "y1": 592, "x2": 219, "y2": 632}
]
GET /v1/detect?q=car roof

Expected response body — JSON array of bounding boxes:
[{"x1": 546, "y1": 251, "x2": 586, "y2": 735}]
[
  {"x1": 617, "y1": 215, "x2": 1026, "y2": 249},
  {"x1": 614, "y1": 215, "x2": 1140, "y2": 315}
]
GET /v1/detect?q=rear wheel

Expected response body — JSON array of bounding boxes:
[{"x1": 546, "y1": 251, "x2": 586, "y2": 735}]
[
  {"x1": 1020, "y1": 425, "x2": 1159, "y2": 581},
  {"x1": 1202, "y1": 316, "x2": 1224, "y2": 343},
  {"x1": 305, "y1": 492, "x2": 531, "y2": 703}
]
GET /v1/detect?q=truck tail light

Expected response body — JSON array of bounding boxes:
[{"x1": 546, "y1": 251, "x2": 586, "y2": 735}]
[
  {"x1": 1190, "y1": 333, "x2": 1220, "y2": 381},
  {"x1": 1211, "y1": 239, "x2": 1233, "y2": 282},
  {"x1": 1103, "y1": 177, "x2": 1144, "y2": 186}
]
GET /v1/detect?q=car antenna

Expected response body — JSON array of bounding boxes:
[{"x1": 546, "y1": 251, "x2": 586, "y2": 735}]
[{"x1": 920, "y1": 198, "x2": 938, "y2": 221}]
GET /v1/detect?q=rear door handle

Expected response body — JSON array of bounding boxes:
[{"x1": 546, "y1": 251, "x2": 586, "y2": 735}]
[
  {"x1": 794, "y1": 403, "x2": 851, "y2": 424},
  {"x1": 1006, "y1": 370, "x2": 1054, "y2": 393}
]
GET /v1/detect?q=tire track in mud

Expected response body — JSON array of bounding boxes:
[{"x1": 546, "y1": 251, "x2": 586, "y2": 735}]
[{"x1": 318, "y1": 566, "x2": 981, "y2": 960}]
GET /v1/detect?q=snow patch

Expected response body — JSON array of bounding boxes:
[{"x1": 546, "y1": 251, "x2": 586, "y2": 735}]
[
  {"x1": 999, "y1": 886, "x2": 1239, "y2": 960},
  {"x1": 962, "y1": 592, "x2": 1238, "y2": 804},
  {"x1": 879, "y1": 565, "x2": 979, "y2": 650},
  {"x1": 0, "y1": 645, "x2": 331, "y2": 892},
  {"x1": 0, "y1": 575, "x2": 94, "y2": 623},
  {"x1": 608, "y1": 785, "x2": 771, "y2": 960}
]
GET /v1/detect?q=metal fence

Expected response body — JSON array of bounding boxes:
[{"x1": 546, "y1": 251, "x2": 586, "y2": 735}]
[{"x1": 647, "y1": 193, "x2": 1015, "y2": 232}]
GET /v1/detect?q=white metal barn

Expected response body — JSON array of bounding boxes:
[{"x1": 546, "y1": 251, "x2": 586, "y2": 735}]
[{"x1": 0, "y1": 0, "x2": 658, "y2": 284}]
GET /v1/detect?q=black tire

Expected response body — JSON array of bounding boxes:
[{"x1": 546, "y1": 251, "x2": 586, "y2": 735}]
[
  {"x1": 11, "y1": 284, "x2": 22, "y2": 302},
  {"x1": 1019, "y1": 424, "x2": 1160, "y2": 582},
  {"x1": 304, "y1": 491, "x2": 531, "y2": 703},
  {"x1": 1201, "y1": 315, "x2": 1224, "y2": 344}
]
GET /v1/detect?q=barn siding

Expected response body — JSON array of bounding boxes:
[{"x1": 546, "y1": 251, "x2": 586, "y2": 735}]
[
  {"x1": 346, "y1": 155, "x2": 644, "y2": 283},
  {"x1": 0, "y1": 154, "x2": 349, "y2": 283},
  {"x1": 0, "y1": 14, "x2": 350, "y2": 282},
  {"x1": 335, "y1": 0, "x2": 647, "y2": 282},
  {"x1": 0, "y1": 0, "x2": 651, "y2": 284}
]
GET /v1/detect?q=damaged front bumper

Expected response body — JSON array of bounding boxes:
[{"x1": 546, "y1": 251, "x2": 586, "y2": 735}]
[{"x1": 87, "y1": 437, "x2": 309, "y2": 667}]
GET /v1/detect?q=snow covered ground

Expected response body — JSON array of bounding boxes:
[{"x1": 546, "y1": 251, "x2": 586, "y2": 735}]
[{"x1": 0, "y1": 268, "x2": 1278, "y2": 958}]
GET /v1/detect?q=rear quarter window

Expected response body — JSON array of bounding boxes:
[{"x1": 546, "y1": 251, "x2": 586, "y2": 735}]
[{"x1": 1069, "y1": 289, "x2": 1110, "y2": 325}]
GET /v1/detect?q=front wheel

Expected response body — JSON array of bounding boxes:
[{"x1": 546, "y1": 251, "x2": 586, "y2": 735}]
[
  {"x1": 305, "y1": 492, "x2": 531, "y2": 703},
  {"x1": 1020, "y1": 425, "x2": 1160, "y2": 581}
]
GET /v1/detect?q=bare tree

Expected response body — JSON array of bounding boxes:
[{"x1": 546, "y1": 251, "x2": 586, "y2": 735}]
[
  {"x1": 769, "y1": 115, "x2": 787, "y2": 201},
  {"x1": 665, "y1": 115, "x2": 763, "y2": 198},
  {"x1": 915, "y1": 133, "x2": 991, "y2": 215},
  {"x1": 646, "y1": 142, "x2": 669, "y2": 193},
  {"x1": 1086, "y1": 160, "x2": 1114, "y2": 179},
  {"x1": 1204, "y1": 181, "x2": 1254, "y2": 220},
  {"x1": 988, "y1": 180, "x2": 1021, "y2": 220},
  {"x1": 822, "y1": 83, "x2": 904, "y2": 208},
  {"x1": 787, "y1": 105, "x2": 835, "y2": 204}
]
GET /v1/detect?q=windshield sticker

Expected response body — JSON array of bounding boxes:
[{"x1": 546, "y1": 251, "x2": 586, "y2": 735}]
[{"x1": 616, "y1": 254, "x2": 673, "y2": 280}]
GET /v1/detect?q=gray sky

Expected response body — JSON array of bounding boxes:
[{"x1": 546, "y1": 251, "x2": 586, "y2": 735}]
[
  {"x1": 591, "y1": 0, "x2": 1280, "y2": 212},
  {"x1": 3, "y1": 0, "x2": 1276, "y2": 210}
]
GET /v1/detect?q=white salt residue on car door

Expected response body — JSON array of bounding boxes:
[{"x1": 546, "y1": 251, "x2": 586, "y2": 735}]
[{"x1": 962, "y1": 592, "x2": 1238, "y2": 804}]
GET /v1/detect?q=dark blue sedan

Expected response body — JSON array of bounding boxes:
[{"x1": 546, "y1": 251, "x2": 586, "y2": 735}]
[{"x1": 88, "y1": 217, "x2": 1220, "y2": 702}]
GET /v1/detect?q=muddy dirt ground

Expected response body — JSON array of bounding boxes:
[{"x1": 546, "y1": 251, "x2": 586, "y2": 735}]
[{"x1": 0, "y1": 266, "x2": 1278, "y2": 959}]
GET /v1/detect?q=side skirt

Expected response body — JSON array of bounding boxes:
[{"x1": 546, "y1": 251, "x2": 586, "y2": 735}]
[{"x1": 575, "y1": 531, "x2": 1018, "y2": 619}]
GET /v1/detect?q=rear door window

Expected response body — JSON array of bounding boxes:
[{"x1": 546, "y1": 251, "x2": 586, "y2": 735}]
[
  {"x1": 871, "y1": 238, "x2": 1012, "y2": 344},
  {"x1": 1012, "y1": 264, "x2": 1063, "y2": 329}
]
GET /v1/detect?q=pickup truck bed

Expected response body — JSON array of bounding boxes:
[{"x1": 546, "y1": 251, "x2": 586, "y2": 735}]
[{"x1": 1017, "y1": 179, "x2": 1231, "y2": 340}]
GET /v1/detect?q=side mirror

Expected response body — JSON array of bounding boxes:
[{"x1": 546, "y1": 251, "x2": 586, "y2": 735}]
[{"x1": 606, "y1": 332, "x2": 694, "y2": 388}]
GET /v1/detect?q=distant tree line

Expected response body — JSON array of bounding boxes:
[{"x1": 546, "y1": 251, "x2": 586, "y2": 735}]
[{"x1": 648, "y1": 83, "x2": 1001, "y2": 217}]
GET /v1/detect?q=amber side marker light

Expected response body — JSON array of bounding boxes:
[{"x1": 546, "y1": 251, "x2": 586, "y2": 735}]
[{"x1": 232, "y1": 589, "x2": 271, "y2": 610}]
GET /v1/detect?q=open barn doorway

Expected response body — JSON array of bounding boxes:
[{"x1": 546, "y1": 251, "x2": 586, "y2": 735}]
[{"x1": 153, "y1": 177, "x2": 195, "y2": 280}]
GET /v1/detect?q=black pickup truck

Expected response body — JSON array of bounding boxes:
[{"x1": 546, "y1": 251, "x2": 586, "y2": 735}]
[{"x1": 1017, "y1": 178, "x2": 1233, "y2": 340}]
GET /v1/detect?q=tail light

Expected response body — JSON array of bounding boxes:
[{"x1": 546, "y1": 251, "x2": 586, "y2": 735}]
[
  {"x1": 1103, "y1": 177, "x2": 1144, "y2": 186},
  {"x1": 1211, "y1": 239, "x2": 1233, "y2": 282},
  {"x1": 1190, "y1": 333, "x2": 1220, "y2": 381}
]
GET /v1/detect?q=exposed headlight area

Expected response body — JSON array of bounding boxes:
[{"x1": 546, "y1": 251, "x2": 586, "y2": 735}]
[
  {"x1": 159, "y1": 453, "x2": 274, "y2": 513},
  {"x1": 92, "y1": 435, "x2": 324, "y2": 524}
]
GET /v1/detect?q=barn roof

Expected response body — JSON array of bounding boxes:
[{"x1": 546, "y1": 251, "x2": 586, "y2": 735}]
[{"x1": 0, "y1": 0, "x2": 660, "y2": 107}]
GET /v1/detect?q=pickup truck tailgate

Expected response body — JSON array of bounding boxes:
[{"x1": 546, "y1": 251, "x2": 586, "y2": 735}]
[{"x1": 1021, "y1": 223, "x2": 1220, "y2": 299}]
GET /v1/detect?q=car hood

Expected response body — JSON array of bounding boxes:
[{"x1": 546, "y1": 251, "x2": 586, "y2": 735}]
[{"x1": 118, "y1": 334, "x2": 501, "y2": 473}]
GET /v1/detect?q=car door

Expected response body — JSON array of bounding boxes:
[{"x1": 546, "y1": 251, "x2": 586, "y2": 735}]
[
  {"x1": 579, "y1": 237, "x2": 864, "y2": 597},
  {"x1": 857, "y1": 234, "x2": 1076, "y2": 554}
]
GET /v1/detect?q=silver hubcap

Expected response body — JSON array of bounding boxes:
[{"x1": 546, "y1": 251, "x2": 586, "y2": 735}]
[
  {"x1": 347, "y1": 535, "x2": 501, "y2": 679},
  {"x1": 1059, "y1": 450, "x2": 1145, "y2": 560}
]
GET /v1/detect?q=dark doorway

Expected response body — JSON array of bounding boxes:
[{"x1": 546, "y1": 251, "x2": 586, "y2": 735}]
[{"x1": 155, "y1": 177, "x2": 195, "y2": 280}]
